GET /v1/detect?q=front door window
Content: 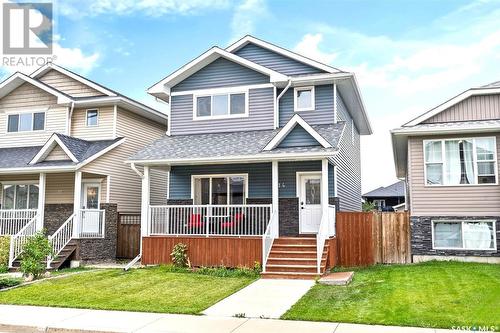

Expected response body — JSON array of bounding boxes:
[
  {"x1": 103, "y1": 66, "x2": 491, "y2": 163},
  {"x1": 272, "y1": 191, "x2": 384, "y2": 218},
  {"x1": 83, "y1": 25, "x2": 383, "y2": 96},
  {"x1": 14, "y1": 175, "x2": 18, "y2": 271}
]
[
  {"x1": 299, "y1": 173, "x2": 322, "y2": 233},
  {"x1": 83, "y1": 184, "x2": 100, "y2": 209},
  {"x1": 304, "y1": 178, "x2": 321, "y2": 205}
]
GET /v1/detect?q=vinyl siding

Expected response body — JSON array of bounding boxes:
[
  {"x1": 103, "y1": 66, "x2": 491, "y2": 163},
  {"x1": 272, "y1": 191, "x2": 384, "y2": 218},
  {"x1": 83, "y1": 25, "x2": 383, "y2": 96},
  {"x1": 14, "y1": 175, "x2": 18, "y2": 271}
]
[
  {"x1": 0, "y1": 83, "x2": 68, "y2": 147},
  {"x1": 150, "y1": 167, "x2": 169, "y2": 205},
  {"x1": 81, "y1": 107, "x2": 166, "y2": 212},
  {"x1": 172, "y1": 58, "x2": 269, "y2": 92},
  {"x1": 234, "y1": 43, "x2": 325, "y2": 76},
  {"x1": 278, "y1": 125, "x2": 320, "y2": 148},
  {"x1": 44, "y1": 145, "x2": 71, "y2": 161},
  {"x1": 71, "y1": 107, "x2": 114, "y2": 140},
  {"x1": 169, "y1": 161, "x2": 334, "y2": 199},
  {"x1": 423, "y1": 94, "x2": 500, "y2": 123},
  {"x1": 332, "y1": 94, "x2": 362, "y2": 211},
  {"x1": 408, "y1": 133, "x2": 500, "y2": 216},
  {"x1": 170, "y1": 87, "x2": 274, "y2": 135},
  {"x1": 38, "y1": 70, "x2": 104, "y2": 98},
  {"x1": 279, "y1": 84, "x2": 334, "y2": 127}
]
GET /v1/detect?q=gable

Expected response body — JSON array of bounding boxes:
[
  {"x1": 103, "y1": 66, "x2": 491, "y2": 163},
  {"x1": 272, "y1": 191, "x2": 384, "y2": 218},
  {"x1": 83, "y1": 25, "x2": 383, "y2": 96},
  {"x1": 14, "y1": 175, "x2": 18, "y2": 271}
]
[
  {"x1": 43, "y1": 144, "x2": 72, "y2": 161},
  {"x1": 423, "y1": 94, "x2": 500, "y2": 124},
  {"x1": 171, "y1": 57, "x2": 270, "y2": 92},
  {"x1": 234, "y1": 43, "x2": 326, "y2": 76},
  {"x1": 0, "y1": 82, "x2": 56, "y2": 110},
  {"x1": 38, "y1": 69, "x2": 105, "y2": 98},
  {"x1": 277, "y1": 125, "x2": 322, "y2": 148}
]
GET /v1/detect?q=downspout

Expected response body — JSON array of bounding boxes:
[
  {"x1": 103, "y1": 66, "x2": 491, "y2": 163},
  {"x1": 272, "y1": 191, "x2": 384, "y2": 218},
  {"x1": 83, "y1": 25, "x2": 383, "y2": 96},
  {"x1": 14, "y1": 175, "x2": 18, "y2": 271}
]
[
  {"x1": 125, "y1": 162, "x2": 144, "y2": 271},
  {"x1": 67, "y1": 101, "x2": 75, "y2": 136},
  {"x1": 276, "y1": 79, "x2": 292, "y2": 128}
]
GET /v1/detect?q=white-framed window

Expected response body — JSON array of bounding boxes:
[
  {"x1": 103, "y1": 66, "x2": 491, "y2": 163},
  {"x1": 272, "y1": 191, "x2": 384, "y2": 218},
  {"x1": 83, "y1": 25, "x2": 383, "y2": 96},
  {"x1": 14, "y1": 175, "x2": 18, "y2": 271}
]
[
  {"x1": 7, "y1": 112, "x2": 45, "y2": 133},
  {"x1": 373, "y1": 199, "x2": 386, "y2": 209},
  {"x1": 294, "y1": 86, "x2": 315, "y2": 112},
  {"x1": 423, "y1": 137, "x2": 497, "y2": 186},
  {"x1": 86, "y1": 109, "x2": 99, "y2": 127},
  {"x1": 193, "y1": 91, "x2": 248, "y2": 120},
  {"x1": 432, "y1": 220, "x2": 496, "y2": 250},
  {"x1": 1, "y1": 183, "x2": 39, "y2": 209},
  {"x1": 192, "y1": 174, "x2": 248, "y2": 205}
]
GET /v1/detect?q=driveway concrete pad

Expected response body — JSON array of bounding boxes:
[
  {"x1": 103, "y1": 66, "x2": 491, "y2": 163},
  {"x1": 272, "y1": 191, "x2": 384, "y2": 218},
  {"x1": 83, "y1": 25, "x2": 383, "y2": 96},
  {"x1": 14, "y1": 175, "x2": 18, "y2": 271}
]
[
  {"x1": 237, "y1": 318, "x2": 338, "y2": 333},
  {"x1": 136, "y1": 314, "x2": 247, "y2": 333},
  {"x1": 0, "y1": 304, "x2": 85, "y2": 328},
  {"x1": 202, "y1": 278, "x2": 314, "y2": 319}
]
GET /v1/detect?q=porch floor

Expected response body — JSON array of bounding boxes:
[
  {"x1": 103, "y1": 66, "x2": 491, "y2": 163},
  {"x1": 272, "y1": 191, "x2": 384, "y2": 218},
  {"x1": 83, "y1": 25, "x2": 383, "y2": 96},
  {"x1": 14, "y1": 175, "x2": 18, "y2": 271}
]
[{"x1": 202, "y1": 279, "x2": 314, "y2": 319}]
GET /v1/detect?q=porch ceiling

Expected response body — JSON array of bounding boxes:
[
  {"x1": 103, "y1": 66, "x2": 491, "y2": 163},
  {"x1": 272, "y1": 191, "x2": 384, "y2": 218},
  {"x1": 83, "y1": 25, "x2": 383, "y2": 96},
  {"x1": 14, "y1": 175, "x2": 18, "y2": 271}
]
[{"x1": 129, "y1": 123, "x2": 345, "y2": 165}]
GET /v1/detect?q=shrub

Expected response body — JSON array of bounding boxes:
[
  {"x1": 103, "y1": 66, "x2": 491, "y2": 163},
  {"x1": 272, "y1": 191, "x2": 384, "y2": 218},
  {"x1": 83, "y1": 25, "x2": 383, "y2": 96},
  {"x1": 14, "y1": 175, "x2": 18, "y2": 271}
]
[
  {"x1": 362, "y1": 201, "x2": 376, "y2": 212},
  {"x1": 194, "y1": 266, "x2": 260, "y2": 278},
  {"x1": 0, "y1": 236, "x2": 10, "y2": 273},
  {"x1": 170, "y1": 243, "x2": 189, "y2": 268},
  {"x1": 20, "y1": 231, "x2": 53, "y2": 279},
  {"x1": 0, "y1": 277, "x2": 22, "y2": 290}
]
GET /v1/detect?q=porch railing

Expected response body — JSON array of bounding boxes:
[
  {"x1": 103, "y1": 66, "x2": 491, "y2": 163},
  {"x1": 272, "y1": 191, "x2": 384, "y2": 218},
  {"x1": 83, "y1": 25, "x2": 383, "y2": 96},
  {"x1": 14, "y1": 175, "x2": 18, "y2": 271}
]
[
  {"x1": 8, "y1": 214, "x2": 38, "y2": 268},
  {"x1": 316, "y1": 205, "x2": 336, "y2": 274},
  {"x1": 47, "y1": 213, "x2": 75, "y2": 268},
  {"x1": 149, "y1": 204, "x2": 272, "y2": 237},
  {"x1": 262, "y1": 209, "x2": 278, "y2": 273},
  {"x1": 0, "y1": 209, "x2": 38, "y2": 235},
  {"x1": 77, "y1": 209, "x2": 105, "y2": 238}
]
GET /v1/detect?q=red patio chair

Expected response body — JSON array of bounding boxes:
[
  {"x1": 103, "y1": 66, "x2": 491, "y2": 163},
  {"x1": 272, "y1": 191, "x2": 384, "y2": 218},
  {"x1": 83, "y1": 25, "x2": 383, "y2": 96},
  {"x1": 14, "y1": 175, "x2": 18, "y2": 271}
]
[
  {"x1": 221, "y1": 213, "x2": 244, "y2": 228},
  {"x1": 188, "y1": 214, "x2": 203, "y2": 228}
]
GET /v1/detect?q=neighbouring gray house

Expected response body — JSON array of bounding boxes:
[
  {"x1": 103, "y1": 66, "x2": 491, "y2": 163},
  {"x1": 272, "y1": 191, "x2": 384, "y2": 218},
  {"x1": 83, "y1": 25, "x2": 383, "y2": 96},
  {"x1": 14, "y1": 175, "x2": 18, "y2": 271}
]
[
  {"x1": 362, "y1": 180, "x2": 406, "y2": 211},
  {"x1": 129, "y1": 35, "x2": 372, "y2": 278},
  {"x1": 392, "y1": 81, "x2": 500, "y2": 264}
]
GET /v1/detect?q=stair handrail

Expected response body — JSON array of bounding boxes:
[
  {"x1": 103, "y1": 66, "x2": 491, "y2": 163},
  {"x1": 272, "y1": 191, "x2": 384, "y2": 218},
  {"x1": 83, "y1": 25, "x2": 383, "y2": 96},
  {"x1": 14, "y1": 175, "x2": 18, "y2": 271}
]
[
  {"x1": 262, "y1": 209, "x2": 278, "y2": 273},
  {"x1": 47, "y1": 213, "x2": 76, "y2": 269},
  {"x1": 8, "y1": 214, "x2": 39, "y2": 268}
]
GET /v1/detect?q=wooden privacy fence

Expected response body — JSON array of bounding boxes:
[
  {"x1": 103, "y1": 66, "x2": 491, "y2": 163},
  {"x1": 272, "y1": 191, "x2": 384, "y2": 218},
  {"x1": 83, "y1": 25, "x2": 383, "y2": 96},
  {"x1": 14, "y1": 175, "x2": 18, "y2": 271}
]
[
  {"x1": 335, "y1": 211, "x2": 410, "y2": 267},
  {"x1": 116, "y1": 213, "x2": 141, "y2": 259}
]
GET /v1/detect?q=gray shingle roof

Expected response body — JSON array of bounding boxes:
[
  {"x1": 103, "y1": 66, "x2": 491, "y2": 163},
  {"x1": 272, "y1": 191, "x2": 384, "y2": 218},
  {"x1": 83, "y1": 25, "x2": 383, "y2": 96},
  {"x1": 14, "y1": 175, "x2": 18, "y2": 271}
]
[
  {"x1": 481, "y1": 80, "x2": 500, "y2": 88},
  {"x1": 130, "y1": 123, "x2": 345, "y2": 162},
  {"x1": 363, "y1": 181, "x2": 405, "y2": 198},
  {"x1": 0, "y1": 134, "x2": 123, "y2": 170}
]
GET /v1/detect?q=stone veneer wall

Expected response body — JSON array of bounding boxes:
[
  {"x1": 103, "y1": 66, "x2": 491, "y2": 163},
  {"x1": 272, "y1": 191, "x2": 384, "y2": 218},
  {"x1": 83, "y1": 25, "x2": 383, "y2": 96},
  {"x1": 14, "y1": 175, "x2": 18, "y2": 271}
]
[
  {"x1": 411, "y1": 216, "x2": 500, "y2": 257},
  {"x1": 77, "y1": 203, "x2": 118, "y2": 261},
  {"x1": 44, "y1": 204, "x2": 73, "y2": 235}
]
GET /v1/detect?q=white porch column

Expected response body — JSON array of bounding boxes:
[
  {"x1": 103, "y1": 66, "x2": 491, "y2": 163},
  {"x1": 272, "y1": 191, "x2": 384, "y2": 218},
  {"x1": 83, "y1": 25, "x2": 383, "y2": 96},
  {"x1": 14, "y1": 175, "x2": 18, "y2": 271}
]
[
  {"x1": 321, "y1": 159, "x2": 329, "y2": 217},
  {"x1": 271, "y1": 160, "x2": 279, "y2": 237},
  {"x1": 73, "y1": 171, "x2": 82, "y2": 238},
  {"x1": 141, "y1": 166, "x2": 150, "y2": 237},
  {"x1": 37, "y1": 173, "x2": 46, "y2": 231}
]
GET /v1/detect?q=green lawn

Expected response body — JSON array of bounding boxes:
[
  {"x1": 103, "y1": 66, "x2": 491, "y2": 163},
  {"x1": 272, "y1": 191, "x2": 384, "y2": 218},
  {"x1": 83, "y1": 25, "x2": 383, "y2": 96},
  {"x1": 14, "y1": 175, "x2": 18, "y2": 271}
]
[
  {"x1": 283, "y1": 261, "x2": 500, "y2": 329},
  {"x1": 0, "y1": 266, "x2": 256, "y2": 314}
]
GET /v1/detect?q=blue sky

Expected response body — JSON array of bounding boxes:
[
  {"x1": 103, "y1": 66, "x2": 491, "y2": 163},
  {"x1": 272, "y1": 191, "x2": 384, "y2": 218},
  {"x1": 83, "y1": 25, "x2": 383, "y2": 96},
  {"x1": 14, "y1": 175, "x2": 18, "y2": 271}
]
[{"x1": 3, "y1": 0, "x2": 500, "y2": 192}]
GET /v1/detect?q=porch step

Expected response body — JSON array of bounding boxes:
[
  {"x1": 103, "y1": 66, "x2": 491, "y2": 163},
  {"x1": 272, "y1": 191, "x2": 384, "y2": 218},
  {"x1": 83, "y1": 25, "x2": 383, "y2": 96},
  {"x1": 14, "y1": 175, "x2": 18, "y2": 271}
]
[
  {"x1": 266, "y1": 264, "x2": 324, "y2": 273},
  {"x1": 269, "y1": 250, "x2": 318, "y2": 258},
  {"x1": 274, "y1": 237, "x2": 316, "y2": 245},
  {"x1": 267, "y1": 257, "x2": 326, "y2": 266},
  {"x1": 9, "y1": 240, "x2": 77, "y2": 272},
  {"x1": 261, "y1": 272, "x2": 321, "y2": 280}
]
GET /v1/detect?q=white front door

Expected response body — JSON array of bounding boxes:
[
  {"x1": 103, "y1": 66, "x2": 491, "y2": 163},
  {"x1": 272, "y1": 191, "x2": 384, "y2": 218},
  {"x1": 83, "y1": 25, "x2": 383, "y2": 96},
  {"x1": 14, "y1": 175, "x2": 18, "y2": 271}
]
[
  {"x1": 298, "y1": 173, "x2": 323, "y2": 234},
  {"x1": 81, "y1": 183, "x2": 101, "y2": 234}
]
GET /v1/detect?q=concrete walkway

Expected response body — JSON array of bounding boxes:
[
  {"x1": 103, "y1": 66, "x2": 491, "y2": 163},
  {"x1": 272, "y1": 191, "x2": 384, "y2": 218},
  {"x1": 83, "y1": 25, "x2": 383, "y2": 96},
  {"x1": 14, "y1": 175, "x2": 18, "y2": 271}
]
[
  {"x1": 203, "y1": 278, "x2": 314, "y2": 318},
  {"x1": 0, "y1": 304, "x2": 454, "y2": 333}
]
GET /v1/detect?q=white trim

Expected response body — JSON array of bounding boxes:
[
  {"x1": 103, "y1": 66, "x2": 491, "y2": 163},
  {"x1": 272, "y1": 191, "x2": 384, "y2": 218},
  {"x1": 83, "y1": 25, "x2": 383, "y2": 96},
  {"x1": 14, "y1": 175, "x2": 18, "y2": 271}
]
[
  {"x1": 296, "y1": 171, "x2": 322, "y2": 235},
  {"x1": 0, "y1": 180, "x2": 39, "y2": 185},
  {"x1": 141, "y1": 166, "x2": 150, "y2": 237},
  {"x1": 431, "y1": 219, "x2": 497, "y2": 251},
  {"x1": 76, "y1": 138, "x2": 126, "y2": 169},
  {"x1": 5, "y1": 109, "x2": 47, "y2": 134},
  {"x1": 294, "y1": 86, "x2": 315, "y2": 112},
  {"x1": 30, "y1": 63, "x2": 117, "y2": 97},
  {"x1": 170, "y1": 83, "x2": 273, "y2": 96},
  {"x1": 295, "y1": 171, "x2": 322, "y2": 198},
  {"x1": 263, "y1": 114, "x2": 332, "y2": 151},
  {"x1": 30, "y1": 134, "x2": 79, "y2": 164},
  {"x1": 333, "y1": 164, "x2": 338, "y2": 197},
  {"x1": 190, "y1": 173, "x2": 249, "y2": 204},
  {"x1": 273, "y1": 86, "x2": 278, "y2": 129},
  {"x1": 405, "y1": 87, "x2": 500, "y2": 126},
  {"x1": 271, "y1": 160, "x2": 279, "y2": 236},
  {"x1": 392, "y1": 123, "x2": 500, "y2": 136},
  {"x1": 276, "y1": 79, "x2": 292, "y2": 129},
  {"x1": 148, "y1": 47, "x2": 287, "y2": 95},
  {"x1": 112, "y1": 105, "x2": 117, "y2": 139},
  {"x1": 37, "y1": 173, "x2": 46, "y2": 230},
  {"x1": 226, "y1": 35, "x2": 339, "y2": 74},
  {"x1": 86, "y1": 108, "x2": 99, "y2": 127},
  {"x1": 0, "y1": 165, "x2": 76, "y2": 174},
  {"x1": 82, "y1": 182, "x2": 102, "y2": 210},
  {"x1": 422, "y1": 136, "x2": 498, "y2": 187},
  {"x1": 192, "y1": 89, "x2": 249, "y2": 120},
  {"x1": 81, "y1": 178, "x2": 104, "y2": 183},
  {"x1": 129, "y1": 150, "x2": 338, "y2": 166}
]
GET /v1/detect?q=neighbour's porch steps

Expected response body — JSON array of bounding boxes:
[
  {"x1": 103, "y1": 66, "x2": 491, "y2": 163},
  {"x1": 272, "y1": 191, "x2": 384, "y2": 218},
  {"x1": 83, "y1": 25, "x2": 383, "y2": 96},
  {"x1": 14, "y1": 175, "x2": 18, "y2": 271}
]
[
  {"x1": 9, "y1": 240, "x2": 77, "y2": 272},
  {"x1": 261, "y1": 237, "x2": 330, "y2": 280}
]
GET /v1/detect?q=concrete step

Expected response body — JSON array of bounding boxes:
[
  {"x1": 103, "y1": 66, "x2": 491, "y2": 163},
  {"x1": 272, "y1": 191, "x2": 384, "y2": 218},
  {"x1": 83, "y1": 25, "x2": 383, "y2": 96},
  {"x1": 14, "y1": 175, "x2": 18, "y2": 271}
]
[
  {"x1": 265, "y1": 264, "x2": 325, "y2": 273},
  {"x1": 261, "y1": 271, "x2": 321, "y2": 280}
]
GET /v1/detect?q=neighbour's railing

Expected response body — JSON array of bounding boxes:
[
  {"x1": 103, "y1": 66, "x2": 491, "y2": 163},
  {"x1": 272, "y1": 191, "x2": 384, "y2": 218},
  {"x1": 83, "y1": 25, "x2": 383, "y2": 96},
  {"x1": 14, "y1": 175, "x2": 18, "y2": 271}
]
[
  {"x1": 316, "y1": 205, "x2": 336, "y2": 274},
  {"x1": 149, "y1": 204, "x2": 272, "y2": 237},
  {"x1": 262, "y1": 209, "x2": 278, "y2": 273},
  {"x1": 0, "y1": 209, "x2": 38, "y2": 235},
  {"x1": 77, "y1": 209, "x2": 105, "y2": 238},
  {"x1": 8, "y1": 214, "x2": 38, "y2": 268},
  {"x1": 47, "y1": 213, "x2": 75, "y2": 269}
]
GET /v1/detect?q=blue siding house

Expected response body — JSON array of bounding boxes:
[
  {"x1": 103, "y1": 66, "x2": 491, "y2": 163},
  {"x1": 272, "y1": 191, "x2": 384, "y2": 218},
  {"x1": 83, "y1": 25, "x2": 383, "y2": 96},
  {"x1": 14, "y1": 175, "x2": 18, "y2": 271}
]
[{"x1": 130, "y1": 36, "x2": 372, "y2": 278}]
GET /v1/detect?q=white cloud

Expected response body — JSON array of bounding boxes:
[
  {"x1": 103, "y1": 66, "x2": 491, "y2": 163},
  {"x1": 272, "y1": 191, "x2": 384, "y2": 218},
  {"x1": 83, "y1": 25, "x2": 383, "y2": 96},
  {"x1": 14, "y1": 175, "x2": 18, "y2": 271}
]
[
  {"x1": 292, "y1": 3, "x2": 500, "y2": 192},
  {"x1": 59, "y1": 0, "x2": 231, "y2": 17},
  {"x1": 230, "y1": 0, "x2": 269, "y2": 42}
]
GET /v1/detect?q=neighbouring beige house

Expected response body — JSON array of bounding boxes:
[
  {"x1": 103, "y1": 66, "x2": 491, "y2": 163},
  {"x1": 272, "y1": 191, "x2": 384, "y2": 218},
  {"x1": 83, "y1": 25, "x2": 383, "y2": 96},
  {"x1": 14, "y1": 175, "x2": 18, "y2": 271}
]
[
  {"x1": 0, "y1": 64, "x2": 168, "y2": 269},
  {"x1": 392, "y1": 81, "x2": 500, "y2": 264}
]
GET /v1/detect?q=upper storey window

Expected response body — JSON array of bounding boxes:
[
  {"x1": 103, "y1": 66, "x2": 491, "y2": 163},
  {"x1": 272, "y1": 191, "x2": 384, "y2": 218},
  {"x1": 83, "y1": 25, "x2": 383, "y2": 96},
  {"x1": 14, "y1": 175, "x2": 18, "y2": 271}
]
[
  {"x1": 424, "y1": 137, "x2": 497, "y2": 186},
  {"x1": 294, "y1": 86, "x2": 315, "y2": 112},
  {"x1": 194, "y1": 91, "x2": 247, "y2": 120},
  {"x1": 86, "y1": 109, "x2": 99, "y2": 126},
  {"x1": 7, "y1": 112, "x2": 45, "y2": 133}
]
